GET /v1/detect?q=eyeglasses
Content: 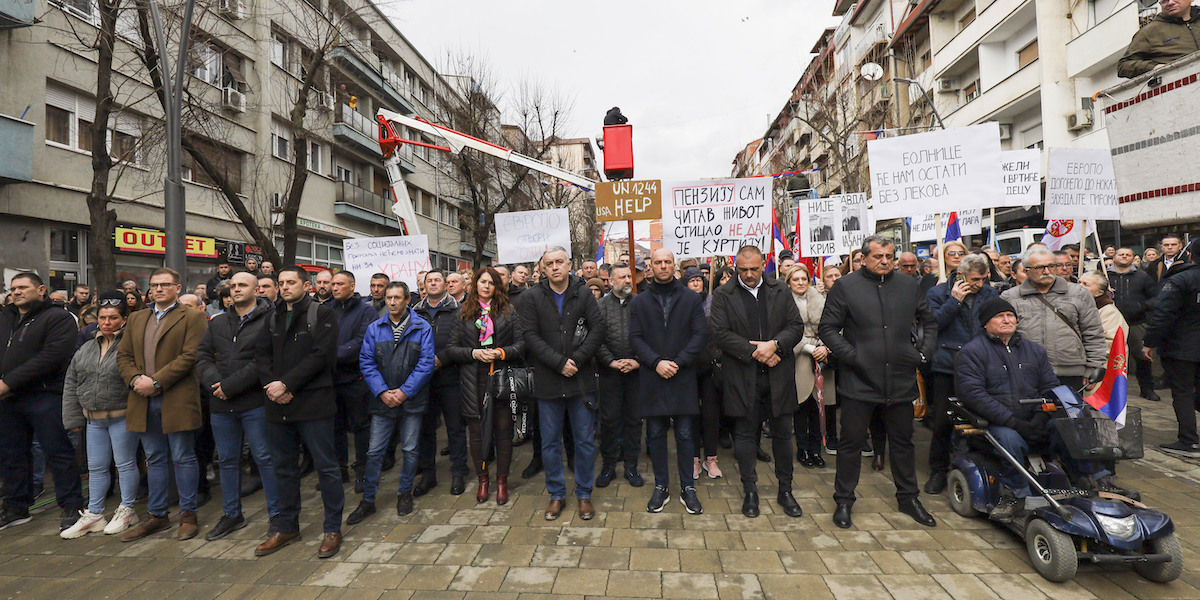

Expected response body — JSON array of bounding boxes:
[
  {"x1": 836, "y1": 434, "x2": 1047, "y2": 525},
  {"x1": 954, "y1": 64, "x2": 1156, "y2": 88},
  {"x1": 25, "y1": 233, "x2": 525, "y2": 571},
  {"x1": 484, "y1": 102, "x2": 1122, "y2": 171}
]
[
  {"x1": 945, "y1": 250, "x2": 966, "y2": 257},
  {"x1": 1027, "y1": 265, "x2": 1053, "y2": 272},
  {"x1": 148, "y1": 282, "x2": 177, "y2": 289},
  {"x1": 99, "y1": 298, "x2": 124, "y2": 307}
]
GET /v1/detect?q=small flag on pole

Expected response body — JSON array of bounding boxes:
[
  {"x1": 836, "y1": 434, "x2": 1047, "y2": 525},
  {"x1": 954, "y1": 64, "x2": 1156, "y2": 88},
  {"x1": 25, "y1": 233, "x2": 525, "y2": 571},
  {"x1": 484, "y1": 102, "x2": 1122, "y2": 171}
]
[
  {"x1": 944, "y1": 212, "x2": 962, "y2": 242},
  {"x1": 1084, "y1": 327, "x2": 1129, "y2": 428}
]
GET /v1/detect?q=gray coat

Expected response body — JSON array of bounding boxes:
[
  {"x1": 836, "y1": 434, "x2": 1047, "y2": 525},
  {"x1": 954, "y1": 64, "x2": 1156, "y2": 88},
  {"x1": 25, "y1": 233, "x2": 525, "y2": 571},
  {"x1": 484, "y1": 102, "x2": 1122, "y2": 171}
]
[
  {"x1": 63, "y1": 331, "x2": 130, "y2": 430},
  {"x1": 1000, "y1": 276, "x2": 1107, "y2": 377}
]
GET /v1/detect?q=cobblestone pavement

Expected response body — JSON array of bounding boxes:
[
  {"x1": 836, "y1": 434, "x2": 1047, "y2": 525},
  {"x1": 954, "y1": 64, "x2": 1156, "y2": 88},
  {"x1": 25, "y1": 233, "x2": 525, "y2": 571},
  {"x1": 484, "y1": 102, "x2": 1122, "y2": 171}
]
[{"x1": 2, "y1": 392, "x2": 1199, "y2": 600}]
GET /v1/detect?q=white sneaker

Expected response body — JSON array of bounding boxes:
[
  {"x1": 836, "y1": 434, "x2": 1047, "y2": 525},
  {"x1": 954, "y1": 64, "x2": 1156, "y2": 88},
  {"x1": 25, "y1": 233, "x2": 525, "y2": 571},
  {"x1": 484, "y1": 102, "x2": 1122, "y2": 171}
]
[
  {"x1": 60, "y1": 510, "x2": 108, "y2": 539},
  {"x1": 103, "y1": 505, "x2": 139, "y2": 535}
]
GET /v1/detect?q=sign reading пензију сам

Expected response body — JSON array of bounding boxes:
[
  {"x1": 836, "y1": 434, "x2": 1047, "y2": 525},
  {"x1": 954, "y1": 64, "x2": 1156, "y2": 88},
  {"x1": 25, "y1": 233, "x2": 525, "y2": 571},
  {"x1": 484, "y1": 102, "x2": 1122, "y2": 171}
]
[{"x1": 660, "y1": 177, "x2": 771, "y2": 259}]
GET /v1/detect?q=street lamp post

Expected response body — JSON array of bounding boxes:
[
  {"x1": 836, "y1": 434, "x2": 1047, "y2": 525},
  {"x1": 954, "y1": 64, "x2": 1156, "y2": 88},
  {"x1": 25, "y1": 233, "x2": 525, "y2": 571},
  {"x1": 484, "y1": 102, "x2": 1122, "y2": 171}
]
[
  {"x1": 147, "y1": 0, "x2": 197, "y2": 287},
  {"x1": 894, "y1": 78, "x2": 946, "y2": 130}
]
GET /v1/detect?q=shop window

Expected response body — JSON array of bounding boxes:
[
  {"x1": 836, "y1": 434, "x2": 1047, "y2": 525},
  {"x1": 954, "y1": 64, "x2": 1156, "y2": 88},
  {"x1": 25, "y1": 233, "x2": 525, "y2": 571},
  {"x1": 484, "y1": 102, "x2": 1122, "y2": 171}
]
[{"x1": 51, "y1": 228, "x2": 80, "y2": 262}]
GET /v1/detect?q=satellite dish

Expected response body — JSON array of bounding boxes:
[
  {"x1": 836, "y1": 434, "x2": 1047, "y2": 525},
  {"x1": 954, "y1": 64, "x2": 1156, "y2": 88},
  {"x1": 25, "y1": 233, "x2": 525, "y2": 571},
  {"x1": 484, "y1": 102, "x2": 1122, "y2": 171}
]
[{"x1": 861, "y1": 62, "x2": 884, "y2": 81}]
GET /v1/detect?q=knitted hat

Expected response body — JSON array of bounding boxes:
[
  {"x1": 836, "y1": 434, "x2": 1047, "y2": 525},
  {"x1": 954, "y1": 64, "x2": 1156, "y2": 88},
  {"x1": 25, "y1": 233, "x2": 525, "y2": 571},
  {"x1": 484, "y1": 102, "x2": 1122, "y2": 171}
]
[
  {"x1": 683, "y1": 266, "x2": 705, "y2": 282},
  {"x1": 977, "y1": 297, "x2": 1017, "y2": 327}
]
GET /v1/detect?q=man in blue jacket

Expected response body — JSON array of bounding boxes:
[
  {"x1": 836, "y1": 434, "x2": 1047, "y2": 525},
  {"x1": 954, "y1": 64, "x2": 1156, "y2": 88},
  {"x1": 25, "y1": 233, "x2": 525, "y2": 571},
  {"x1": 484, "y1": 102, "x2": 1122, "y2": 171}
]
[{"x1": 350, "y1": 281, "x2": 435, "y2": 523}]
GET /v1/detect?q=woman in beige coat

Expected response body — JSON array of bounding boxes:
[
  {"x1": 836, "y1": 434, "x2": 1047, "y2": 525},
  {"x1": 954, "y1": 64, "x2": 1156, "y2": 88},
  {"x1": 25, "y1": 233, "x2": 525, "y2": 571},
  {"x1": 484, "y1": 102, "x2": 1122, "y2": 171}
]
[{"x1": 785, "y1": 265, "x2": 835, "y2": 468}]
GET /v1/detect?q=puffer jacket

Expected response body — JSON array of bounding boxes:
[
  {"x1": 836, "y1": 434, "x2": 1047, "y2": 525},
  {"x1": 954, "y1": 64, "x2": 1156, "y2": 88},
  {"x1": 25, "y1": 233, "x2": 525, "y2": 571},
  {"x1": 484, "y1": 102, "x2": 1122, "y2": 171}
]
[
  {"x1": 1108, "y1": 267, "x2": 1157, "y2": 324},
  {"x1": 195, "y1": 297, "x2": 273, "y2": 413},
  {"x1": 1000, "y1": 277, "x2": 1107, "y2": 377},
  {"x1": 926, "y1": 281, "x2": 998, "y2": 375},
  {"x1": 359, "y1": 310, "x2": 435, "y2": 417},
  {"x1": 446, "y1": 303, "x2": 525, "y2": 420},
  {"x1": 1144, "y1": 262, "x2": 1200, "y2": 362},
  {"x1": 414, "y1": 294, "x2": 461, "y2": 387},
  {"x1": 819, "y1": 268, "x2": 937, "y2": 405},
  {"x1": 62, "y1": 330, "x2": 129, "y2": 430},
  {"x1": 596, "y1": 292, "x2": 635, "y2": 369},
  {"x1": 1117, "y1": 6, "x2": 1200, "y2": 78},
  {"x1": 955, "y1": 332, "x2": 1061, "y2": 426}
]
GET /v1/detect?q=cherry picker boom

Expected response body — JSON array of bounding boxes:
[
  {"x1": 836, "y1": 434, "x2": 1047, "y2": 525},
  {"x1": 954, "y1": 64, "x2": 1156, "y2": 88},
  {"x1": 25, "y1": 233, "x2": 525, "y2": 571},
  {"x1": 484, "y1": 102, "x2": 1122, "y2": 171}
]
[{"x1": 375, "y1": 108, "x2": 597, "y2": 236}]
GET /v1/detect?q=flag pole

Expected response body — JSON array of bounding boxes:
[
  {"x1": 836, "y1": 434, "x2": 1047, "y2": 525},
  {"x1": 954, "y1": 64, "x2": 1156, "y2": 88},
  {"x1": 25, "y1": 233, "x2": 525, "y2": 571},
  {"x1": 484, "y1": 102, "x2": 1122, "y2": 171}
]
[
  {"x1": 628, "y1": 219, "x2": 637, "y2": 295},
  {"x1": 935, "y1": 213, "x2": 946, "y2": 282},
  {"x1": 1078, "y1": 220, "x2": 1089, "y2": 279}
]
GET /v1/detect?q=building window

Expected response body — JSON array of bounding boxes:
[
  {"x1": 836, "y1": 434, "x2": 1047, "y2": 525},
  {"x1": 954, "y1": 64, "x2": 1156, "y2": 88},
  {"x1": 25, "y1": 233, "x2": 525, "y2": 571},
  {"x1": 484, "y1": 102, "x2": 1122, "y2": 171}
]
[
  {"x1": 1018, "y1": 39, "x2": 1039, "y2": 69},
  {"x1": 959, "y1": 7, "x2": 976, "y2": 29},
  {"x1": 271, "y1": 33, "x2": 289, "y2": 70},
  {"x1": 290, "y1": 234, "x2": 344, "y2": 270},
  {"x1": 77, "y1": 117, "x2": 95, "y2": 153},
  {"x1": 964, "y1": 80, "x2": 980, "y2": 102},
  {"x1": 50, "y1": 228, "x2": 80, "y2": 263},
  {"x1": 50, "y1": 0, "x2": 95, "y2": 23},
  {"x1": 182, "y1": 137, "x2": 244, "y2": 192},
  {"x1": 272, "y1": 122, "x2": 291, "y2": 161},
  {"x1": 308, "y1": 140, "x2": 322, "y2": 173},
  {"x1": 193, "y1": 42, "x2": 223, "y2": 87},
  {"x1": 45, "y1": 105, "x2": 71, "y2": 145}
]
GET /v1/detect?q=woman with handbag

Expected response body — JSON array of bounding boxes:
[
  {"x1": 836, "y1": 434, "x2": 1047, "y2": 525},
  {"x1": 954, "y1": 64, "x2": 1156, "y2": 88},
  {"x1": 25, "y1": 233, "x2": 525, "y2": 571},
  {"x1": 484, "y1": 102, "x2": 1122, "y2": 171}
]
[{"x1": 447, "y1": 266, "x2": 526, "y2": 505}]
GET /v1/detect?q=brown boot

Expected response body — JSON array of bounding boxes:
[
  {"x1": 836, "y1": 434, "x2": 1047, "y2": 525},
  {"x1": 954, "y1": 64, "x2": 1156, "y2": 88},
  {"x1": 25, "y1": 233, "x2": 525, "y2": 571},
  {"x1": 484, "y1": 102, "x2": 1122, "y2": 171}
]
[
  {"x1": 476, "y1": 474, "x2": 490, "y2": 504},
  {"x1": 318, "y1": 532, "x2": 342, "y2": 559},
  {"x1": 578, "y1": 498, "x2": 595, "y2": 520},
  {"x1": 177, "y1": 511, "x2": 199, "y2": 540},
  {"x1": 255, "y1": 531, "x2": 301, "y2": 557},
  {"x1": 544, "y1": 499, "x2": 564, "y2": 521},
  {"x1": 121, "y1": 513, "x2": 170, "y2": 542},
  {"x1": 495, "y1": 476, "x2": 509, "y2": 506}
]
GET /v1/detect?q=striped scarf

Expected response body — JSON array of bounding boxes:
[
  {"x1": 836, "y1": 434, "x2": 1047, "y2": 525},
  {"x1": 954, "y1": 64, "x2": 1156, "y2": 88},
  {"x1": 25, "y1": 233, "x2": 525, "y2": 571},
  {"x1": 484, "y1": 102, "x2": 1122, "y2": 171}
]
[{"x1": 389, "y1": 311, "x2": 411, "y2": 345}]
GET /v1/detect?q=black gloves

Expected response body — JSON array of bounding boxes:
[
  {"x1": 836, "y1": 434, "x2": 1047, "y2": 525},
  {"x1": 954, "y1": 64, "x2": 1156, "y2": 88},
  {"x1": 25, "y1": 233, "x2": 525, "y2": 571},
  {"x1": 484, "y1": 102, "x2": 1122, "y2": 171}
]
[
  {"x1": 1087, "y1": 367, "x2": 1106, "y2": 385},
  {"x1": 1007, "y1": 416, "x2": 1049, "y2": 444}
]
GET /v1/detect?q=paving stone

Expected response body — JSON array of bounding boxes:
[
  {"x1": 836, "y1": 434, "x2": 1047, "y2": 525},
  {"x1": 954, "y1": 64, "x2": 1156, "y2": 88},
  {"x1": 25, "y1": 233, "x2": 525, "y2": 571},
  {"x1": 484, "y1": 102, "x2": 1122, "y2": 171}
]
[
  {"x1": 899, "y1": 549, "x2": 961, "y2": 574},
  {"x1": 776, "y1": 550, "x2": 829, "y2": 574},
  {"x1": 821, "y1": 575, "x2": 889, "y2": 599},
  {"x1": 499, "y1": 567, "x2": 558, "y2": 593},
  {"x1": 557, "y1": 527, "x2": 609, "y2": 547},
  {"x1": 678, "y1": 549, "x2": 723, "y2": 573},
  {"x1": 937, "y1": 550, "x2": 1004, "y2": 574},
  {"x1": 869, "y1": 550, "x2": 919, "y2": 574},
  {"x1": 551, "y1": 568, "x2": 609, "y2": 595},
  {"x1": 877, "y1": 574, "x2": 954, "y2": 600},
  {"x1": 976, "y1": 574, "x2": 1050, "y2": 599},
  {"x1": 701, "y1": 531, "x2": 744, "y2": 550},
  {"x1": 531, "y1": 545, "x2": 583, "y2": 568},
  {"x1": 349, "y1": 564, "x2": 412, "y2": 589},
  {"x1": 392, "y1": 543, "x2": 449, "y2": 565},
  {"x1": 398, "y1": 565, "x2": 461, "y2": 591},
  {"x1": 448, "y1": 566, "x2": 508, "y2": 592},
  {"x1": 932, "y1": 574, "x2": 1002, "y2": 600},
  {"x1": 714, "y1": 573, "x2": 764, "y2": 600},
  {"x1": 665, "y1": 530, "x2": 707, "y2": 549},
  {"x1": 435, "y1": 543, "x2": 482, "y2": 565},
  {"x1": 578, "y1": 547, "x2": 630, "y2": 570},
  {"x1": 473, "y1": 544, "x2": 536, "y2": 567},
  {"x1": 605, "y1": 570, "x2": 661, "y2": 597},
  {"x1": 611, "y1": 528, "x2": 669, "y2": 548},
  {"x1": 629, "y1": 547, "x2": 680, "y2": 571},
  {"x1": 873, "y1": 529, "x2": 942, "y2": 551},
  {"x1": 346, "y1": 542, "x2": 402, "y2": 563},
  {"x1": 257, "y1": 561, "x2": 322, "y2": 586},
  {"x1": 758, "y1": 574, "x2": 833, "y2": 600},
  {"x1": 661, "y1": 572, "x2": 719, "y2": 599},
  {"x1": 738, "y1": 531, "x2": 792, "y2": 551}
]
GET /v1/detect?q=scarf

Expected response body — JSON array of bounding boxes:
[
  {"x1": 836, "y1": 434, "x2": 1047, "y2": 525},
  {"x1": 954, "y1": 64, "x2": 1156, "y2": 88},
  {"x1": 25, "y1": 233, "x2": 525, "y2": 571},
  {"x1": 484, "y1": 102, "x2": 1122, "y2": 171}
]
[
  {"x1": 390, "y1": 311, "x2": 411, "y2": 344},
  {"x1": 476, "y1": 300, "x2": 495, "y2": 347}
]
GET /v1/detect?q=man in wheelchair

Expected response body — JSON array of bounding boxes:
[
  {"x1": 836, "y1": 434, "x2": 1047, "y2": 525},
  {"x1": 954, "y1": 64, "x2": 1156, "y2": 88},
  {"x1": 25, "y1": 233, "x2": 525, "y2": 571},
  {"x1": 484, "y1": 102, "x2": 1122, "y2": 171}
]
[{"x1": 955, "y1": 298, "x2": 1136, "y2": 521}]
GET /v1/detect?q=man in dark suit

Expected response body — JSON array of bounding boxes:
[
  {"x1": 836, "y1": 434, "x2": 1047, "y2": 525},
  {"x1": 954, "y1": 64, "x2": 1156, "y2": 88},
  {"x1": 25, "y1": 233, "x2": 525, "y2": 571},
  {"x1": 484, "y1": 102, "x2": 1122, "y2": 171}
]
[{"x1": 709, "y1": 245, "x2": 806, "y2": 518}]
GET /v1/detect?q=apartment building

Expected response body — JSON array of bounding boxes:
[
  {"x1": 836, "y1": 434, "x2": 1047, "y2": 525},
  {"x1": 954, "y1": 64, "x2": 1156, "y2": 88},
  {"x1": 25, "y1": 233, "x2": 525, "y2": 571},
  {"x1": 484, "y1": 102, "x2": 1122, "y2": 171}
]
[{"x1": 0, "y1": 0, "x2": 479, "y2": 291}]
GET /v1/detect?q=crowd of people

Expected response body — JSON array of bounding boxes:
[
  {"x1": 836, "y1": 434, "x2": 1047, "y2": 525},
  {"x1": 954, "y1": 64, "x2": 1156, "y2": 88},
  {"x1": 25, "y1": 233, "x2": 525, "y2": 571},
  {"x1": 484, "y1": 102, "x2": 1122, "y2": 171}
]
[{"x1": 0, "y1": 230, "x2": 1196, "y2": 558}]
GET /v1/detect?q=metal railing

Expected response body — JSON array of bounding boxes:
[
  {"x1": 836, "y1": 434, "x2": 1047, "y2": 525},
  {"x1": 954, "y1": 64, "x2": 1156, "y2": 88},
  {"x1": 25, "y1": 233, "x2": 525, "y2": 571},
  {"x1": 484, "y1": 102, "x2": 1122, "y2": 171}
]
[{"x1": 335, "y1": 180, "x2": 390, "y2": 215}]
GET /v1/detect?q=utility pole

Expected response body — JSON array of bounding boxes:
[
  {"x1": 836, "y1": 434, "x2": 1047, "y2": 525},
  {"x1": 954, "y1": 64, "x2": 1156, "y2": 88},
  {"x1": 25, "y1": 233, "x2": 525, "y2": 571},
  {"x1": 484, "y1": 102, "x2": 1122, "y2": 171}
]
[{"x1": 148, "y1": 0, "x2": 196, "y2": 286}]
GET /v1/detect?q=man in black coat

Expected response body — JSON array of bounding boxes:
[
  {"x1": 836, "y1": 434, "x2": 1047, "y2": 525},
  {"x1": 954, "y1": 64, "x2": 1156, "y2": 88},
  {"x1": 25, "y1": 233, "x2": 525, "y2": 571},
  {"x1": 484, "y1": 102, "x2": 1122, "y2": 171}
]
[
  {"x1": 819, "y1": 236, "x2": 938, "y2": 529},
  {"x1": 630, "y1": 249, "x2": 708, "y2": 515},
  {"x1": 195, "y1": 272, "x2": 281, "y2": 540},
  {"x1": 1109, "y1": 247, "x2": 1159, "y2": 401},
  {"x1": 253, "y1": 266, "x2": 343, "y2": 559},
  {"x1": 595, "y1": 262, "x2": 644, "y2": 488},
  {"x1": 412, "y1": 269, "x2": 468, "y2": 497},
  {"x1": 0, "y1": 272, "x2": 84, "y2": 531},
  {"x1": 519, "y1": 247, "x2": 605, "y2": 521},
  {"x1": 709, "y1": 245, "x2": 805, "y2": 519},
  {"x1": 324, "y1": 271, "x2": 377, "y2": 490},
  {"x1": 1144, "y1": 239, "x2": 1200, "y2": 457}
]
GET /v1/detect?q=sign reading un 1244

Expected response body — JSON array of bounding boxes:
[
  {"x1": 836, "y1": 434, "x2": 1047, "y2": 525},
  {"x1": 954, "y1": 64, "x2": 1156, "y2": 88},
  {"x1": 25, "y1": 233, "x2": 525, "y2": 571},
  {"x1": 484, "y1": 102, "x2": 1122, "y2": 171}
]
[{"x1": 595, "y1": 179, "x2": 662, "y2": 222}]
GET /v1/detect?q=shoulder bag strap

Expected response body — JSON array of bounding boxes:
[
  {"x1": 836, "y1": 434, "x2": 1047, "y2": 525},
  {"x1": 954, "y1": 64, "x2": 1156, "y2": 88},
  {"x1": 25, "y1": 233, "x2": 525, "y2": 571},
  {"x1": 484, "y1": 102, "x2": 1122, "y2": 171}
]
[{"x1": 1032, "y1": 293, "x2": 1083, "y2": 342}]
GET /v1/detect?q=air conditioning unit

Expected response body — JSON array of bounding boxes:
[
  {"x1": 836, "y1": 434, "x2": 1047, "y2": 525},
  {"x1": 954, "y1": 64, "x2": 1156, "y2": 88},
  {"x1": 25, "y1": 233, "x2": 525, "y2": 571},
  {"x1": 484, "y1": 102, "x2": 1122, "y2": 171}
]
[
  {"x1": 998, "y1": 123, "x2": 1012, "y2": 140},
  {"x1": 1067, "y1": 109, "x2": 1094, "y2": 131},
  {"x1": 936, "y1": 78, "x2": 959, "y2": 93},
  {"x1": 222, "y1": 87, "x2": 246, "y2": 113},
  {"x1": 218, "y1": 0, "x2": 244, "y2": 19}
]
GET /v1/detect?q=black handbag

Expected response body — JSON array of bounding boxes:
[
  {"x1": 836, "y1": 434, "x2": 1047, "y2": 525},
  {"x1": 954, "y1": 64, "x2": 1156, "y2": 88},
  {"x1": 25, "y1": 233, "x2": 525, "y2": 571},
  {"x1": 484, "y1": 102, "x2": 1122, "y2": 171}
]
[{"x1": 490, "y1": 363, "x2": 535, "y2": 436}]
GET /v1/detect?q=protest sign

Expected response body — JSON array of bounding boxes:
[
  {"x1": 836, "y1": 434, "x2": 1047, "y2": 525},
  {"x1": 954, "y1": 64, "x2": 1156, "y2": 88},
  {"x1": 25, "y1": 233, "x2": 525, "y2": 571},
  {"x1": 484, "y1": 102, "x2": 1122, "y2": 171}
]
[
  {"x1": 661, "y1": 177, "x2": 771, "y2": 258},
  {"x1": 343, "y1": 235, "x2": 430, "y2": 297},
  {"x1": 495, "y1": 208, "x2": 573, "y2": 264},
  {"x1": 957, "y1": 209, "x2": 982, "y2": 236},
  {"x1": 1045, "y1": 147, "x2": 1119, "y2": 220},
  {"x1": 868, "y1": 123, "x2": 1003, "y2": 219},
  {"x1": 910, "y1": 213, "x2": 941, "y2": 242},
  {"x1": 595, "y1": 180, "x2": 662, "y2": 222},
  {"x1": 910, "y1": 209, "x2": 980, "y2": 242},
  {"x1": 834, "y1": 192, "x2": 869, "y2": 252},
  {"x1": 1000, "y1": 149, "x2": 1041, "y2": 207},
  {"x1": 796, "y1": 196, "x2": 845, "y2": 258}
]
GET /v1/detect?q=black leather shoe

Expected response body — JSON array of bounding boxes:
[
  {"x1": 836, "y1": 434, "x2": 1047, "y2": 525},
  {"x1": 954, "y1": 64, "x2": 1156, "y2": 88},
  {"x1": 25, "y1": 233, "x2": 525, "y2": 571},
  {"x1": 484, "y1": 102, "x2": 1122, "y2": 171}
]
[
  {"x1": 776, "y1": 491, "x2": 803, "y2": 517},
  {"x1": 1141, "y1": 388, "x2": 1162, "y2": 402},
  {"x1": 756, "y1": 446, "x2": 771, "y2": 463},
  {"x1": 624, "y1": 467, "x2": 645, "y2": 487},
  {"x1": 595, "y1": 465, "x2": 617, "y2": 488},
  {"x1": 741, "y1": 492, "x2": 761, "y2": 518},
  {"x1": 898, "y1": 498, "x2": 937, "y2": 527},
  {"x1": 450, "y1": 475, "x2": 465, "y2": 496},
  {"x1": 923, "y1": 471, "x2": 947, "y2": 495},
  {"x1": 833, "y1": 503, "x2": 853, "y2": 529},
  {"x1": 412, "y1": 475, "x2": 437, "y2": 498},
  {"x1": 521, "y1": 458, "x2": 543, "y2": 479}
]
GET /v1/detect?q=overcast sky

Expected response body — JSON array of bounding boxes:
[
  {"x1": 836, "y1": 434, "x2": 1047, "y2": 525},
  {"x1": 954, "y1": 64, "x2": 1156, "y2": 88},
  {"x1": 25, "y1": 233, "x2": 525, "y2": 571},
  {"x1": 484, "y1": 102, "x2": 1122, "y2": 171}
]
[{"x1": 390, "y1": 0, "x2": 840, "y2": 182}]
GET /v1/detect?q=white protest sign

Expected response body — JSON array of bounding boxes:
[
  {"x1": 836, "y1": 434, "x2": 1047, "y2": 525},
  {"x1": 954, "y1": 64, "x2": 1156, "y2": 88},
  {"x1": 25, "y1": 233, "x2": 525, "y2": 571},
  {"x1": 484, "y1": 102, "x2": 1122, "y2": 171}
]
[
  {"x1": 343, "y1": 236, "x2": 430, "y2": 297},
  {"x1": 834, "y1": 192, "x2": 869, "y2": 253},
  {"x1": 661, "y1": 177, "x2": 771, "y2": 258},
  {"x1": 1000, "y1": 149, "x2": 1041, "y2": 207},
  {"x1": 957, "y1": 209, "x2": 982, "y2": 236},
  {"x1": 868, "y1": 123, "x2": 1003, "y2": 219},
  {"x1": 1045, "y1": 147, "x2": 1119, "y2": 220},
  {"x1": 795, "y1": 196, "x2": 845, "y2": 258},
  {"x1": 910, "y1": 214, "x2": 940, "y2": 242},
  {"x1": 494, "y1": 208, "x2": 573, "y2": 264},
  {"x1": 910, "y1": 209, "x2": 981, "y2": 242}
]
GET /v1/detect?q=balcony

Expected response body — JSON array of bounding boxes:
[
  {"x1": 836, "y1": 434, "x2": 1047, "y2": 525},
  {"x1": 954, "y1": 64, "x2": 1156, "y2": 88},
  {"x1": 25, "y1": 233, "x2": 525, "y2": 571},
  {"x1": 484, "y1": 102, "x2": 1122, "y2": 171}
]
[
  {"x1": 0, "y1": 113, "x2": 34, "y2": 182},
  {"x1": 459, "y1": 227, "x2": 497, "y2": 258},
  {"x1": 333, "y1": 104, "x2": 415, "y2": 173},
  {"x1": 0, "y1": 0, "x2": 34, "y2": 28},
  {"x1": 945, "y1": 60, "x2": 1039, "y2": 126},
  {"x1": 934, "y1": 0, "x2": 1029, "y2": 78},
  {"x1": 334, "y1": 181, "x2": 402, "y2": 229},
  {"x1": 328, "y1": 46, "x2": 415, "y2": 114},
  {"x1": 1066, "y1": 0, "x2": 1138, "y2": 78}
]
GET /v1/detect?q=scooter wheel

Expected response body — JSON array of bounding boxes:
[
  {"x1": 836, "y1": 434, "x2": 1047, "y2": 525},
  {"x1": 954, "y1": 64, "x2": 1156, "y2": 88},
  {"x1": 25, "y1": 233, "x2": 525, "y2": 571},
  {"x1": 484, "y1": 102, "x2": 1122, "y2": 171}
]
[
  {"x1": 1134, "y1": 533, "x2": 1183, "y2": 583},
  {"x1": 947, "y1": 470, "x2": 978, "y2": 518},
  {"x1": 1026, "y1": 519, "x2": 1078, "y2": 583}
]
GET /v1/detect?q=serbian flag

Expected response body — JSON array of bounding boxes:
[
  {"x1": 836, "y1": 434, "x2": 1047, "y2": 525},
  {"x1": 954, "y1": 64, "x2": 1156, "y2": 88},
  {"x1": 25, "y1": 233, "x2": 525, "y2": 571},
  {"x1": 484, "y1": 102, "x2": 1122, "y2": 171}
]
[
  {"x1": 594, "y1": 226, "x2": 606, "y2": 264},
  {"x1": 766, "y1": 211, "x2": 785, "y2": 274},
  {"x1": 944, "y1": 212, "x2": 962, "y2": 242},
  {"x1": 1084, "y1": 327, "x2": 1129, "y2": 428}
]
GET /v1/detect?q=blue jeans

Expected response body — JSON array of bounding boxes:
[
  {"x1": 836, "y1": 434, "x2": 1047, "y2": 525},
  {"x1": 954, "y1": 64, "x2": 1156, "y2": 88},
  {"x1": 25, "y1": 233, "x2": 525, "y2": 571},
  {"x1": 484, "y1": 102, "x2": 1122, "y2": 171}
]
[
  {"x1": 267, "y1": 417, "x2": 344, "y2": 534},
  {"x1": 538, "y1": 395, "x2": 597, "y2": 500},
  {"x1": 211, "y1": 407, "x2": 280, "y2": 519},
  {"x1": 989, "y1": 423, "x2": 1107, "y2": 498},
  {"x1": 646, "y1": 415, "x2": 695, "y2": 489},
  {"x1": 0, "y1": 392, "x2": 83, "y2": 512},
  {"x1": 85, "y1": 416, "x2": 141, "y2": 514},
  {"x1": 139, "y1": 397, "x2": 200, "y2": 516},
  {"x1": 362, "y1": 412, "x2": 422, "y2": 503}
]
